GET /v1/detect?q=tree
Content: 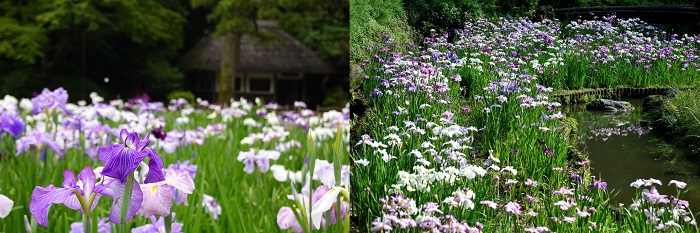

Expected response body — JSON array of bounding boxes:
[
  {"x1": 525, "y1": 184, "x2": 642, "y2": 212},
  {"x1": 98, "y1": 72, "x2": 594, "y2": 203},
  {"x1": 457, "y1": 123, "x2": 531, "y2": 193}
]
[
  {"x1": 267, "y1": 0, "x2": 350, "y2": 106},
  {"x1": 0, "y1": 0, "x2": 184, "y2": 100}
]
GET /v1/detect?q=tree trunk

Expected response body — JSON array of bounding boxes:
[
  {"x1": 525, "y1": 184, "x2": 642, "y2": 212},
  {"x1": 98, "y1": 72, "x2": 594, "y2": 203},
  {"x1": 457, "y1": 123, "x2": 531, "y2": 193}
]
[{"x1": 217, "y1": 33, "x2": 241, "y2": 105}]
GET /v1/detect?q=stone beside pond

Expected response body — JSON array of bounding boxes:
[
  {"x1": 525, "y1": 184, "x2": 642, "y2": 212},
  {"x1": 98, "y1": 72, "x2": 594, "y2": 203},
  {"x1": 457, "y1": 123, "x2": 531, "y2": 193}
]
[{"x1": 586, "y1": 99, "x2": 635, "y2": 112}]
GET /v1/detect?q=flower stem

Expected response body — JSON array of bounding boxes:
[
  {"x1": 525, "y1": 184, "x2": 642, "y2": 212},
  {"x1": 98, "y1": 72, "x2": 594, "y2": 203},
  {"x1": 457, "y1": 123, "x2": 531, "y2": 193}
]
[
  {"x1": 164, "y1": 213, "x2": 172, "y2": 233},
  {"x1": 82, "y1": 214, "x2": 91, "y2": 233},
  {"x1": 120, "y1": 173, "x2": 135, "y2": 233},
  {"x1": 92, "y1": 215, "x2": 98, "y2": 233}
]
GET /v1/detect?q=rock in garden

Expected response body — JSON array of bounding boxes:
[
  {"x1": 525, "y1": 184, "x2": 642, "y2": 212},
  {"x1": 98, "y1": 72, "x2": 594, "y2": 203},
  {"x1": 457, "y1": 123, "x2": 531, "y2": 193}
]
[{"x1": 586, "y1": 99, "x2": 634, "y2": 112}]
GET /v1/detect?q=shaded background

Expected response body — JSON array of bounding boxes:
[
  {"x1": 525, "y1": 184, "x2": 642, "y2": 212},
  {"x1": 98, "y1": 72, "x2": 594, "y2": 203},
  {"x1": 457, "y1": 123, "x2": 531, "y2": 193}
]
[{"x1": 0, "y1": 0, "x2": 349, "y2": 108}]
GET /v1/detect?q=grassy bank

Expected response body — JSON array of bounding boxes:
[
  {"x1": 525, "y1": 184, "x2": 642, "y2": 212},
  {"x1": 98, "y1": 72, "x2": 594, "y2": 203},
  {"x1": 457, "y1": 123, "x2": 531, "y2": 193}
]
[
  {"x1": 349, "y1": 0, "x2": 414, "y2": 63},
  {"x1": 644, "y1": 90, "x2": 700, "y2": 161}
]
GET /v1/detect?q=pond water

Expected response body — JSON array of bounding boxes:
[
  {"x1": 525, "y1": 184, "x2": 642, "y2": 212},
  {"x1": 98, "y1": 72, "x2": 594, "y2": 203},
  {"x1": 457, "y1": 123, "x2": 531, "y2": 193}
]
[{"x1": 564, "y1": 98, "x2": 700, "y2": 210}]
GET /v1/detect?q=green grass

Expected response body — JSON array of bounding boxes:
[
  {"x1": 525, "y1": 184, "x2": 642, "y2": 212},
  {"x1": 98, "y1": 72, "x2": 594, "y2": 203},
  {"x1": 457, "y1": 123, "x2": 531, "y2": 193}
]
[{"x1": 659, "y1": 91, "x2": 700, "y2": 160}]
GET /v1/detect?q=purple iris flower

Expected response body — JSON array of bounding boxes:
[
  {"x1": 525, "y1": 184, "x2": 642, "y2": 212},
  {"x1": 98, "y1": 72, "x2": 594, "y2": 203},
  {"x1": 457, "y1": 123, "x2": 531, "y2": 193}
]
[
  {"x1": 405, "y1": 83, "x2": 417, "y2": 92},
  {"x1": 151, "y1": 126, "x2": 167, "y2": 141},
  {"x1": 236, "y1": 149, "x2": 280, "y2": 174},
  {"x1": 0, "y1": 112, "x2": 24, "y2": 138},
  {"x1": 15, "y1": 132, "x2": 63, "y2": 158},
  {"x1": 30, "y1": 166, "x2": 143, "y2": 226},
  {"x1": 31, "y1": 87, "x2": 70, "y2": 115},
  {"x1": 98, "y1": 129, "x2": 164, "y2": 183},
  {"x1": 370, "y1": 88, "x2": 383, "y2": 98},
  {"x1": 128, "y1": 93, "x2": 151, "y2": 106},
  {"x1": 62, "y1": 115, "x2": 85, "y2": 131},
  {"x1": 543, "y1": 148, "x2": 555, "y2": 156},
  {"x1": 587, "y1": 177, "x2": 607, "y2": 190}
]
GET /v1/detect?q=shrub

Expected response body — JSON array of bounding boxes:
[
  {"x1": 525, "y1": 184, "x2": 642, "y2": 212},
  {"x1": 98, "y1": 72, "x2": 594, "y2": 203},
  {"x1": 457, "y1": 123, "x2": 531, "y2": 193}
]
[{"x1": 166, "y1": 90, "x2": 195, "y2": 104}]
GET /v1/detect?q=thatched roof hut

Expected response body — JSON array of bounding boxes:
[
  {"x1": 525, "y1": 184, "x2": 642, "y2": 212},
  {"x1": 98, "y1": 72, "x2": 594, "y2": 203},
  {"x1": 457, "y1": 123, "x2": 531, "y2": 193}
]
[{"x1": 179, "y1": 20, "x2": 334, "y2": 106}]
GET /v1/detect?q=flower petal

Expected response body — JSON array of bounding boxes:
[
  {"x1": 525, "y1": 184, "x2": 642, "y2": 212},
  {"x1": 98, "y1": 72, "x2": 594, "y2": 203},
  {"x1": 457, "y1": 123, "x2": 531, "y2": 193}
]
[
  {"x1": 30, "y1": 185, "x2": 78, "y2": 226},
  {"x1": 143, "y1": 148, "x2": 165, "y2": 183},
  {"x1": 310, "y1": 187, "x2": 342, "y2": 229},
  {"x1": 277, "y1": 207, "x2": 304, "y2": 233},
  {"x1": 261, "y1": 150, "x2": 280, "y2": 160},
  {"x1": 271, "y1": 165, "x2": 289, "y2": 182},
  {"x1": 62, "y1": 170, "x2": 77, "y2": 189},
  {"x1": 237, "y1": 149, "x2": 254, "y2": 161},
  {"x1": 0, "y1": 194, "x2": 14, "y2": 218},
  {"x1": 256, "y1": 157, "x2": 270, "y2": 173},
  {"x1": 97, "y1": 145, "x2": 118, "y2": 163},
  {"x1": 136, "y1": 133, "x2": 150, "y2": 151},
  {"x1": 101, "y1": 178, "x2": 143, "y2": 224},
  {"x1": 42, "y1": 138, "x2": 64, "y2": 157},
  {"x1": 136, "y1": 183, "x2": 172, "y2": 217},
  {"x1": 101, "y1": 147, "x2": 145, "y2": 181},
  {"x1": 330, "y1": 201, "x2": 349, "y2": 224},
  {"x1": 119, "y1": 129, "x2": 129, "y2": 143},
  {"x1": 244, "y1": 159, "x2": 255, "y2": 174},
  {"x1": 78, "y1": 166, "x2": 96, "y2": 196},
  {"x1": 62, "y1": 195, "x2": 83, "y2": 213},
  {"x1": 314, "y1": 162, "x2": 335, "y2": 188},
  {"x1": 165, "y1": 170, "x2": 195, "y2": 194},
  {"x1": 341, "y1": 166, "x2": 350, "y2": 187}
]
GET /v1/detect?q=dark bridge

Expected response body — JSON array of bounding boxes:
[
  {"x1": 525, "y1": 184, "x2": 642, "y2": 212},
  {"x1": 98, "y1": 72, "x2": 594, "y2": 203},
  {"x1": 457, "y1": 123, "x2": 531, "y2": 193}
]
[{"x1": 553, "y1": 5, "x2": 700, "y2": 25}]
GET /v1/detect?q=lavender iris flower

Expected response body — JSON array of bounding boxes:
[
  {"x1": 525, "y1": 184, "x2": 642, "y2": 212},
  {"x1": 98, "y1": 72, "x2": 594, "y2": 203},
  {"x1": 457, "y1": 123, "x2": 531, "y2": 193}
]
[
  {"x1": 0, "y1": 112, "x2": 24, "y2": 138},
  {"x1": 15, "y1": 132, "x2": 63, "y2": 158},
  {"x1": 202, "y1": 194, "x2": 222, "y2": 220},
  {"x1": 62, "y1": 115, "x2": 85, "y2": 131},
  {"x1": 236, "y1": 149, "x2": 280, "y2": 174},
  {"x1": 29, "y1": 166, "x2": 143, "y2": 226},
  {"x1": 314, "y1": 160, "x2": 350, "y2": 188},
  {"x1": 277, "y1": 207, "x2": 304, "y2": 233},
  {"x1": 98, "y1": 129, "x2": 164, "y2": 183},
  {"x1": 31, "y1": 87, "x2": 70, "y2": 115}
]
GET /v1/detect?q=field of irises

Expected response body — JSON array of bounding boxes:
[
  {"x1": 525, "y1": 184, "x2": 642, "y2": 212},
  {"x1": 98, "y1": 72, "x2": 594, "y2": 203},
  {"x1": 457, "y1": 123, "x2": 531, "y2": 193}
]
[
  {"x1": 0, "y1": 88, "x2": 350, "y2": 232},
  {"x1": 351, "y1": 15, "x2": 699, "y2": 232}
]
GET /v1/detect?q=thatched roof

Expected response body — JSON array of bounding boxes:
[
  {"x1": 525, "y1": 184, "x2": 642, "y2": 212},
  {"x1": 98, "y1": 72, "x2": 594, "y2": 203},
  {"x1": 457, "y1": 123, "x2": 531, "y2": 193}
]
[{"x1": 179, "y1": 20, "x2": 334, "y2": 74}]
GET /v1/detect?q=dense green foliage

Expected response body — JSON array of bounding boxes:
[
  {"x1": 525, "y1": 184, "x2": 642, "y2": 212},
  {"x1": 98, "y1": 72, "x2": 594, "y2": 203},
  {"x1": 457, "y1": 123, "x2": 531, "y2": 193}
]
[
  {"x1": 167, "y1": 90, "x2": 197, "y2": 104},
  {"x1": 349, "y1": 0, "x2": 414, "y2": 62},
  {"x1": 0, "y1": 0, "x2": 186, "y2": 101},
  {"x1": 0, "y1": 0, "x2": 347, "y2": 105},
  {"x1": 402, "y1": 0, "x2": 698, "y2": 37},
  {"x1": 272, "y1": 0, "x2": 349, "y2": 68}
]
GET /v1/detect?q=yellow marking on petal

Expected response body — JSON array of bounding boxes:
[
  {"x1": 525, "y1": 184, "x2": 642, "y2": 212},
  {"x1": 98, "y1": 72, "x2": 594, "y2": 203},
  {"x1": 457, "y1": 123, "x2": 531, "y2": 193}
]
[{"x1": 151, "y1": 186, "x2": 157, "y2": 194}]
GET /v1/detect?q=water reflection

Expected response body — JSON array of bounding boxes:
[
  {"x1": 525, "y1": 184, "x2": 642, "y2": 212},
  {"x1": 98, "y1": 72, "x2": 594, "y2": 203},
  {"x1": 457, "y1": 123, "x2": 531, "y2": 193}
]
[{"x1": 565, "y1": 98, "x2": 700, "y2": 209}]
